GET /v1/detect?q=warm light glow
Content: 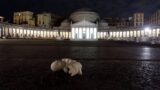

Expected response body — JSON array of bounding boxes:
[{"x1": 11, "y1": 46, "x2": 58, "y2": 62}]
[
  {"x1": 113, "y1": 32, "x2": 115, "y2": 37},
  {"x1": 119, "y1": 32, "x2": 122, "y2": 37},
  {"x1": 104, "y1": 32, "x2": 107, "y2": 38},
  {"x1": 141, "y1": 30, "x2": 144, "y2": 37},
  {"x1": 71, "y1": 27, "x2": 97, "y2": 40},
  {"x1": 144, "y1": 27, "x2": 152, "y2": 37},
  {"x1": 144, "y1": 27, "x2": 151, "y2": 33},
  {"x1": 116, "y1": 32, "x2": 119, "y2": 38},
  {"x1": 71, "y1": 28, "x2": 75, "y2": 39},
  {"x1": 137, "y1": 30, "x2": 140, "y2": 37},
  {"x1": 110, "y1": 32, "x2": 113, "y2": 37},
  {"x1": 157, "y1": 29, "x2": 160, "y2": 37},
  {"x1": 127, "y1": 31, "x2": 129, "y2": 37},
  {"x1": 94, "y1": 28, "x2": 97, "y2": 39},
  {"x1": 153, "y1": 29, "x2": 156, "y2": 37},
  {"x1": 130, "y1": 31, "x2": 133, "y2": 37},
  {"x1": 79, "y1": 28, "x2": 82, "y2": 39},
  {"x1": 86, "y1": 28, "x2": 89, "y2": 39},
  {"x1": 134, "y1": 31, "x2": 137, "y2": 37},
  {"x1": 123, "y1": 32, "x2": 126, "y2": 37}
]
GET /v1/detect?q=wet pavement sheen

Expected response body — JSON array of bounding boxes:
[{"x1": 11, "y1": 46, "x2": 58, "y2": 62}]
[{"x1": 0, "y1": 41, "x2": 160, "y2": 90}]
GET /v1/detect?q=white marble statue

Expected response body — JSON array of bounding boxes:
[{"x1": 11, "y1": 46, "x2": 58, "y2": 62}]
[{"x1": 50, "y1": 58, "x2": 82, "y2": 77}]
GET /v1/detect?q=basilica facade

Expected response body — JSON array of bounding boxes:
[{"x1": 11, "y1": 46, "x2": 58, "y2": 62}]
[{"x1": 0, "y1": 9, "x2": 160, "y2": 41}]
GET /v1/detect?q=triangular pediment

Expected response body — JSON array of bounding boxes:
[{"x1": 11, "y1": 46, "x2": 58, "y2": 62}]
[{"x1": 72, "y1": 20, "x2": 97, "y2": 27}]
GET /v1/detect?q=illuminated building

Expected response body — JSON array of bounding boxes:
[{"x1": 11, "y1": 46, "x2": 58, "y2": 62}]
[
  {"x1": 37, "y1": 13, "x2": 52, "y2": 28},
  {"x1": 0, "y1": 16, "x2": 4, "y2": 22},
  {"x1": 13, "y1": 11, "x2": 35, "y2": 26},
  {"x1": 0, "y1": 9, "x2": 160, "y2": 40},
  {"x1": 133, "y1": 13, "x2": 144, "y2": 27},
  {"x1": 148, "y1": 10, "x2": 160, "y2": 26}
]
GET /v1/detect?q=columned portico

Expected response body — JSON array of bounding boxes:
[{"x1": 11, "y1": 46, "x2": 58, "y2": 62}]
[{"x1": 71, "y1": 20, "x2": 98, "y2": 40}]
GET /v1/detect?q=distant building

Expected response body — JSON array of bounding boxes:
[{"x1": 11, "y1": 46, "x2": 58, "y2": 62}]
[
  {"x1": 117, "y1": 17, "x2": 132, "y2": 28},
  {"x1": 104, "y1": 17, "x2": 118, "y2": 26},
  {"x1": 1, "y1": 8, "x2": 160, "y2": 41},
  {"x1": 13, "y1": 11, "x2": 34, "y2": 26},
  {"x1": 148, "y1": 10, "x2": 160, "y2": 26},
  {"x1": 28, "y1": 18, "x2": 35, "y2": 26},
  {"x1": 37, "y1": 13, "x2": 52, "y2": 28},
  {"x1": 133, "y1": 13, "x2": 144, "y2": 27},
  {"x1": 0, "y1": 16, "x2": 4, "y2": 22},
  {"x1": 104, "y1": 17, "x2": 132, "y2": 28}
]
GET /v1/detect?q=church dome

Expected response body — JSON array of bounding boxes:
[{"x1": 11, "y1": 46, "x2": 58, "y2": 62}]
[
  {"x1": 60, "y1": 19, "x2": 70, "y2": 27},
  {"x1": 99, "y1": 20, "x2": 108, "y2": 26},
  {"x1": 70, "y1": 8, "x2": 100, "y2": 23}
]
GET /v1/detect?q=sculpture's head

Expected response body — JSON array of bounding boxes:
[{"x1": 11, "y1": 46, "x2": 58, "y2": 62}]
[{"x1": 51, "y1": 60, "x2": 66, "y2": 72}]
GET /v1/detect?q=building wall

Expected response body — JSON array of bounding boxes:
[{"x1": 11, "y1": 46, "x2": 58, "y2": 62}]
[
  {"x1": 13, "y1": 11, "x2": 34, "y2": 26},
  {"x1": 0, "y1": 16, "x2": 4, "y2": 22},
  {"x1": 37, "y1": 13, "x2": 52, "y2": 28},
  {"x1": 133, "y1": 13, "x2": 144, "y2": 27},
  {"x1": 149, "y1": 10, "x2": 160, "y2": 26},
  {"x1": 1, "y1": 23, "x2": 160, "y2": 40},
  {"x1": 117, "y1": 21, "x2": 130, "y2": 28},
  {"x1": 28, "y1": 18, "x2": 35, "y2": 26}
]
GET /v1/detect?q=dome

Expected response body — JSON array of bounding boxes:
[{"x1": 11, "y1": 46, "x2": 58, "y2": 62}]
[
  {"x1": 99, "y1": 20, "x2": 108, "y2": 27},
  {"x1": 70, "y1": 8, "x2": 100, "y2": 23},
  {"x1": 60, "y1": 19, "x2": 70, "y2": 27}
]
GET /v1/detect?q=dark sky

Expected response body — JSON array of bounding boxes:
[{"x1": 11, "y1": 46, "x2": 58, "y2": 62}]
[{"x1": 0, "y1": 0, "x2": 160, "y2": 21}]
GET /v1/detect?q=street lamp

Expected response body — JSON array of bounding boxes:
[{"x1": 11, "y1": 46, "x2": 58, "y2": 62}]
[
  {"x1": 144, "y1": 27, "x2": 151, "y2": 37},
  {"x1": 144, "y1": 27, "x2": 151, "y2": 33}
]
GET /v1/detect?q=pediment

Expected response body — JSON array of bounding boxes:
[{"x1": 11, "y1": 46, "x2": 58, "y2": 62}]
[{"x1": 72, "y1": 20, "x2": 96, "y2": 27}]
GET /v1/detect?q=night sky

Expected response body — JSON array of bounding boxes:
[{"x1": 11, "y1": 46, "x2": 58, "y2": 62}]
[{"x1": 0, "y1": 0, "x2": 160, "y2": 21}]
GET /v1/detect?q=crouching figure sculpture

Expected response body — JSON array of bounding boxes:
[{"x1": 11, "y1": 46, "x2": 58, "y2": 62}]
[{"x1": 50, "y1": 58, "x2": 82, "y2": 77}]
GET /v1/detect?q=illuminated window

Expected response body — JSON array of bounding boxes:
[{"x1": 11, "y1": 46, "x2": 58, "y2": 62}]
[
  {"x1": 119, "y1": 32, "x2": 122, "y2": 37},
  {"x1": 104, "y1": 32, "x2": 107, "y2": 38},
  {"x1": 157, "y1": 29, "x2": 160, "y2": 37},
  {"x1": 94, "y1": 28, "x2": 97, "y2": 39},
  {"x1": 13, "y1": 28, "x2": 16, "y2": 34},
  {"x1": 110, "y1": 32, "x2": 113, "y2": 37},
  {"x1": 0, "y1": 28, "x2": 1, "y2": 37},
  {"x1": 16, "y1": 28, "x2": 19, "y2": 34},
  {"x1": 86, "y1": 28, "x2": 90, "y2": 39},
  {"x1": 44, "y1": 31, "x2": 47, "y2": 37},
  {"x1": 37, "y1": 31, "x2": 40, "y2": 36},
  {"x1": 71, "y1": 28, "x2": 75, "y2": 39},
  {"x1": 100, "y1": 32, "x2": 102, "y2": 38},
  {"x1": 51, "y1": 32, "x2": 53, "y2": 37},
  {"x1": 130, "y1": 31, "x2": 133, "y2": 37},
  {"x1": 116, "y1": 32, "x2": 119, "y2": 38},
  {"x1": 123, "y1": 32, "x2": 126, "y2": 37},
  {"x1": 33, "y1": 30, "x2": 36, "y2": 37},
  {"x1": 69, "y1": 32, "x2": 71, "y2": 38},
  {"x1": 23, "y1": 29, "x2": 26, "y2": 34},
  {"x1": 41, "y1": 31, "x2": 43, "y2": 37},
  {"x1": 9, "y1": 28, "x2": 13, "y2": 35},
  {"x1": 141, "y1": 30, "x2": 144, "y2": 37},
  {"x1": 31, "y1": 30, "x2": 33, "y2": 35},
  {"x1": 134, "y1": 31, "x2": 137, "y2": 37},
  {"x1": 97, "y1": 32, "x2": 100, "y2": 39},
  {"x1": 153, "y1": 29, "x2": 156, "y2": 37},
  {"x1": 76, "y1": 28, "x2": 82, "y2": 38},
  {"x1": 4, "y1": 27, "x2": 8, "y2": 35},
  {"x1": 137, "y1": 31, "x2": 140, "y2": 37},
  {"x1": 47, "y1": 31, "x2": 50, "y2": 38},
  {"x1": 90, "y1": 28, "x2": 93, "y2": 39},
  {"x1": 126, "y1": 31, "x2": 129, "y2": 37},
  {"x1": 27, "y1": 30, "x2": 30, "y2": 35}
]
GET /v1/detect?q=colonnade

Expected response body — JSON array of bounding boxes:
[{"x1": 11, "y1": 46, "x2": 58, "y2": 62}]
[
  {"x1": 98, "y1": 28, "x2": 160, "y2": 40},
  {"x1": 0, "y1": 24, "x2": 160, "y2": 40},
  {"x1": 71, "y1": 27, "x2": 97, "y2": 40},
  {"x1": 0, "y1": 25, "x2": 70, "y2": 39}
]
